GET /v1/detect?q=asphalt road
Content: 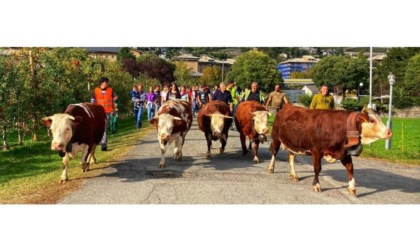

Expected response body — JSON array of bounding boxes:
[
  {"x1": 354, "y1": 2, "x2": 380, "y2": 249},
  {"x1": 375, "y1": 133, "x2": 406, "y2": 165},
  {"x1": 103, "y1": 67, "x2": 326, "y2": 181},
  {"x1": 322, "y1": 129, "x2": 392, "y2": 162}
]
[{"x1": 59, "y1": 119, "x2": 420, "y2": 204}]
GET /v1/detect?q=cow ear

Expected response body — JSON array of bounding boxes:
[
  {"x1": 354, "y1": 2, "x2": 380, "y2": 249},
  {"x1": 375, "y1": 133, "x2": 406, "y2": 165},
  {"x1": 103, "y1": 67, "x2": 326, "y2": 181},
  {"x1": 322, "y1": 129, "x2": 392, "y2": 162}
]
[
  {"x1": 150, "y1": 116, "x2": 159, "y2": 127},
  {"x1": 41, "y1": 116, "x2": 53, "y2": 127}
]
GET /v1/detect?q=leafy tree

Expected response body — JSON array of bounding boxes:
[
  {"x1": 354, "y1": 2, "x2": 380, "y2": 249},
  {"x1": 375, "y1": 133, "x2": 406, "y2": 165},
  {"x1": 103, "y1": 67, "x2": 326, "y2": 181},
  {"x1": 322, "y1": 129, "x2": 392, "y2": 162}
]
[
  {"x1": 226, "y1": 50, "x2": 281, "y2": 92},
  {"x1": 312, "y1": 55, "x2": 369, "y2": 100},
  {"x1": 174, "y1": 61, "x2": 195, "y2": 85},
  {"x1": 403, "y1": 53, "x2": 420, "y2": 96},
  {"x1": 200, "y1": 65, "x2": 221, "y2": 86},
  {"x1": 117, "y1": 47, "x2": 136, "y2": 61},
  {"x1": 121, "y1": 58, "x2": 140, "y2": 78},
  {"x1": 138, "y1": 53, "x2": 175, "y2": 84}
]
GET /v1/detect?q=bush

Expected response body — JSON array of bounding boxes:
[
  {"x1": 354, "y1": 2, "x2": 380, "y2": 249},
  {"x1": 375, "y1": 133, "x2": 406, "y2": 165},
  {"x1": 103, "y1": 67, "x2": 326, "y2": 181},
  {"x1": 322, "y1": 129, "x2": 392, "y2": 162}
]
[
  {"x1": 298, "y1": 94, "x2": 313, "y2": 108},
  {"x1": 393, "y1": 96, "x2": 416, "y2": 109},
  {"x1": 341, "y1": 99, "x2": 362, "y2": 111}
]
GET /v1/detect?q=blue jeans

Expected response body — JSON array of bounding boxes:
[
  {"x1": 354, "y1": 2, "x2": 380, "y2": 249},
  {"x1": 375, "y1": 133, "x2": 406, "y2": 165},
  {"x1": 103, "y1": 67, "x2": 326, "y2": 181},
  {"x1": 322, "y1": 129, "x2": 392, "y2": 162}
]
[
  {"x1": 136, "y1": 106, "x2": 144, "y2": 128},
  {"x1": 147, "y1": 103, "x2": 154, "y2": 121}
]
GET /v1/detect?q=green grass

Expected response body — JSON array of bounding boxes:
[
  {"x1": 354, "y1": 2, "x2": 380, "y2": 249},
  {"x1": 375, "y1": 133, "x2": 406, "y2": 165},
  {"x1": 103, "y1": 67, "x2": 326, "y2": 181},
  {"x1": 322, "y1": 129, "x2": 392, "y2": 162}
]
[
  {"x1": 361, "y1": 118, "x2": 420, "y2": 165},
  {"x1": 0, "y1": 114, "x2": 153, "y2": 203},
  {"x1": 268, "y1": 115, "x2": 420, "y2": 165}
]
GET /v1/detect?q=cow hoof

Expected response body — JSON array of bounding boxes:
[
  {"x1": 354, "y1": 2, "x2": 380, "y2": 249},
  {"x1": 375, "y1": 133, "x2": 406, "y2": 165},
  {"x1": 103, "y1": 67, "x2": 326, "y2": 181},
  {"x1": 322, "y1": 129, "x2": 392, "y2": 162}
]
[
  {"x1": 267, "y1": 167, "x2": 274, "y2": 173},
  {"x1": 312, "y1": 184, "x2": 322, "y2": 192},
  {"x1": 348, "y1": 187, "x2": 357, "y2": 195},
  {"x1": 219, "y1": 148, "x2": 224, "y2": 154},
  {"x1": 253, "y1": 158, "x2": 259, "y2": 164},
  {"x1": 159, "y1": 163, "x2": 165, "y2": 168},
  {"x1": 289, "y1": 175, "x2": 299, "y2": 182},
  {"x1": 60, "y1": 178, "x2": 68, "y2": 184},
  {"x1": 206, "y1": 153, "x2": 211, "y2": 159}
]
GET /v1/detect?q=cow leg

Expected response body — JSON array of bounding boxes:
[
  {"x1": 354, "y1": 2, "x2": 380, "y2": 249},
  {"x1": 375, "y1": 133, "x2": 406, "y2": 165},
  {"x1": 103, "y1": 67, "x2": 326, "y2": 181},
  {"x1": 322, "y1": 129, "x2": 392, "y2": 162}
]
[
  {"x1": 173, "y1": 136, "x2": 183, "y2": 161},
  {"x1": 240, "y1": 132, "x2": 248, "y2": 156},
  {"x1": 206, "y1": 133, "x2": 212, "y2": 159},
  {"x1": 60, "y1": 153, "x2": 70, "y2": 183},
  {"x1": 88, "y1": 144, "x2": 97, "y2": 165},
  {"x1": 268, "y1": 139, "x2": 280, "y2": 173},
  {"x1": 219, "y1": 134, "x2": 227, "y2": 154},
  {"x1": 159, "y1": 141, "x2": 167, "y2": 168},
  {"x1": 81, "y1": 145, "x2": 90, "y2": 173},
  {"x1": 288, "y1": 152, "x2": 299, "y2": 182},
  {"x1": 311, "y1": 152, "x2": 322, "y2": 192},
  {"x1": 252, "y1": 141, "x2": 260, "y2": 164},
  {"x1": 341, "y1": 155, "x2": 356, "y2": 195}
]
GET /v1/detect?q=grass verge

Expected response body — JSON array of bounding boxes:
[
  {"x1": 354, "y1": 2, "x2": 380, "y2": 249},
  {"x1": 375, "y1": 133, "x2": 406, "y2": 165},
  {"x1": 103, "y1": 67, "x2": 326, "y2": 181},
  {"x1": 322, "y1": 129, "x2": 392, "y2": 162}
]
[{"x1": 0, "y1": 116, "x2": 153, "y2": 204}]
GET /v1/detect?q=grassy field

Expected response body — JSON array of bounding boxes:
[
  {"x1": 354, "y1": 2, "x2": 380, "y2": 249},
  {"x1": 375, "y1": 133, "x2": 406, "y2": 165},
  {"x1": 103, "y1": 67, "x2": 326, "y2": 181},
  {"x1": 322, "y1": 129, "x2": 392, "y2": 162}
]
[
  {"x1": 0, "y1": 115, "x2": 153, "y2": 204},
  {"x1": 268, "y1": 115, "x2": 420, "y2": 165}
]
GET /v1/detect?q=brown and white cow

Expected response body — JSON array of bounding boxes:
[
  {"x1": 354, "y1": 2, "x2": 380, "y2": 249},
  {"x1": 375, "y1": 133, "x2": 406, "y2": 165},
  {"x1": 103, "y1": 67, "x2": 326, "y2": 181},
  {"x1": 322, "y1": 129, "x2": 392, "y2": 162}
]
[
  {"x1": 235, "y1": 100, "x2": 271, "y2": 164},
  {"x1": 42, "y1": 103, "x2": 106, "y2": 183},
  {"x1": 150, "y1": 99, "x2": 193, "y2": 168},
  {"x1": 268, "y1": 103, "x2": 392, "y2": 195},
  {"x1": 197, "y1": 100, "x2": 233, "y2": 159}
]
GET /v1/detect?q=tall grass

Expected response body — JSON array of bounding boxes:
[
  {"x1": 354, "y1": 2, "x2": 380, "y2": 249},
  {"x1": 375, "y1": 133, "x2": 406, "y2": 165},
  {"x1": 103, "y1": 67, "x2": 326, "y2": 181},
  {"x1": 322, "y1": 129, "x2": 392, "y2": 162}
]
[{"x1": 268, "y1": 115, "x2": 420, "y2": 165}]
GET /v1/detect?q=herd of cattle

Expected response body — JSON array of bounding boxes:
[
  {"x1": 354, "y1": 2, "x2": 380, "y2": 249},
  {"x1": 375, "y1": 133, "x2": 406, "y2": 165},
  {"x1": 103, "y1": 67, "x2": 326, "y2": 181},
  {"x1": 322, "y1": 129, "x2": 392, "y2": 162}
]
[{"x1": 42, "y1": 99, "x2": 392, "y2": 196}]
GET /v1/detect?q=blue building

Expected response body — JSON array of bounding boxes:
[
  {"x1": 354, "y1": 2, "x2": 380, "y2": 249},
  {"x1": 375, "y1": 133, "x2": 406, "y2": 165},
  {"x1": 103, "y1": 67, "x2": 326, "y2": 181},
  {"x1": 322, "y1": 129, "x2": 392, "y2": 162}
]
[{"x1": 278, "y1": 55, "x2": 319, "y2": 79}]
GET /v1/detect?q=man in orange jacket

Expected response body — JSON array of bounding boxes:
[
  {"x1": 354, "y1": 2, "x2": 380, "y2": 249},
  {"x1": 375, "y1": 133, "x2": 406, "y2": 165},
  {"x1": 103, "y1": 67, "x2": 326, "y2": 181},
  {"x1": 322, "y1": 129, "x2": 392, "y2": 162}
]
[{"x1": 91, "y1": 77, "x2": 115, "y2": 151}]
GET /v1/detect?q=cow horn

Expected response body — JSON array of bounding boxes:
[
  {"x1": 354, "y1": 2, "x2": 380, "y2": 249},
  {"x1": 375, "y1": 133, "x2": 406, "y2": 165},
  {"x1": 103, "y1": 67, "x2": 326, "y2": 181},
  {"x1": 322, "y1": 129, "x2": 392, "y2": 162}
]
[
  {"x1": 173, "y1": 116, "x2": 182, "y2": 121},
  {"x1": 223, "y1": 115, "x2": 234, "y2": 119},
  {"x1": 361, "y1": 104, "x2": 367, "y2": 112},
  {"x1": 204, "y1": 114, "x2": 212, "y2": 117}
]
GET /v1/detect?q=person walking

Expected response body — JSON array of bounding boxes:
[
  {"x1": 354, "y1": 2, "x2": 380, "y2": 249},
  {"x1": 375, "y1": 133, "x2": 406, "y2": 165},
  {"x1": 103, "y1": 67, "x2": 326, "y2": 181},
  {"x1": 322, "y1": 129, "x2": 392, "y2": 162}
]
[
  {"x1": 133, "y1": 84, "x2": 146, "y2": 128},
  {"x1": 92, "y1": 77, "x2": 115, "y2": 151},
  {"x1": 146, "y1": 86, "x2": 157, "y2": 121},
  {"x1": 197, "y1": 85, "x2": 211, "y2": 110},
  {"x1": 265, "y1": 84, "x2": 288, "y2": 113},
  {"x1": 212, "y1": 82, "x2": 233, "y2": 111},
  {"x1": 130, "y1": 85, "x2": 140, "y2": 121},
  {"x1": 110, "y1": 95, "x2": 120, "y2": 134},
  {"x1": 166, "y1": 82, "x2": 181, "y2": 101},
  {"x1": 245, "y1": 81, "x2": 264, "y2": 104},
  {"x1": 309, "y1": 84, "x2": 335, "y2": 110}
]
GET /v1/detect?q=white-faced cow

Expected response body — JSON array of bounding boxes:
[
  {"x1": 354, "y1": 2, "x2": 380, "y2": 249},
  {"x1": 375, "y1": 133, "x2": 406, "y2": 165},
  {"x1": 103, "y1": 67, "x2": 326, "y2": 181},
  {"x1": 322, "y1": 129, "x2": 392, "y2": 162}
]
[
  {"x1": 268, "y1": 103, "x2": 392, "y2": 195},
  {"x1": 149, "y1": 99, "x2": 193, "y2": 168},
  {"x1": 42, "y1": 103, "x2": 106, "y2": 183},
  {"x1": 197, "y1": 100, "x2": 233, "y2": 159},
  {"x1": 235, "y1": 100, "x2": 271, "y2": 164}
]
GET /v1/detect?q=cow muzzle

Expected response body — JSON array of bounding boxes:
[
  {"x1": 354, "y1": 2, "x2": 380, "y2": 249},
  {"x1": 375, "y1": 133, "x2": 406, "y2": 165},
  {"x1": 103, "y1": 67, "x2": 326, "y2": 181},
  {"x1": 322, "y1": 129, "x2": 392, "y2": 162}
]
[
  {"x1": 51, "y1": 142, "x2": 65, "y2": 151},
  {"x1": 260, "y1": 127, "x2": 269, "y2": 134},
  {"x1": 160, "y1": 134, "x2": 170, "y2": 141},
  {"x1": 213, "y1": 132, "x2": 221, "y2": 138}
]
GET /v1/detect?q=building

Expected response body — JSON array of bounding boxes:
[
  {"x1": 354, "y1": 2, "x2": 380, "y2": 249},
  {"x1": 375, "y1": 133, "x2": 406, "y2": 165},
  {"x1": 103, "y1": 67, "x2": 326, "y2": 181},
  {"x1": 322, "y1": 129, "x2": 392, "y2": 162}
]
[
  {"x1": 278, "y1": 55, "x2": 319, "y2": 79},
  {"x1": 172, "y1": 53, "x2": 235, "y2": 79},
  {"x1": 301, "y1": 84, "x2": 319, "y2": 96},
  {"x1": 85, "y1": 47, "x2": 142, "y2": 62}
]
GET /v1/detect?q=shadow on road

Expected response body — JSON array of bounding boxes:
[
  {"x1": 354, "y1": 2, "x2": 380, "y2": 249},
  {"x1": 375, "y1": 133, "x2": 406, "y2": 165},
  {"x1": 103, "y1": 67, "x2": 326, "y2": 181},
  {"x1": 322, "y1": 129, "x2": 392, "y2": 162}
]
[{"x1": 323, "y1": 168, "x2": 420, "y2": 197}]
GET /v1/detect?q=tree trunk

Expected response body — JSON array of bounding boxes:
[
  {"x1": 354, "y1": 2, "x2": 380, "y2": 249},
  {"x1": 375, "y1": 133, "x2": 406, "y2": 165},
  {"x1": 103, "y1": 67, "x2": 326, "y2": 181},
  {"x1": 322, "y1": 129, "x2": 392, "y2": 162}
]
[
  {"x1": 29, "y1": 50, "x2": 39, "y2": 141},
  {"x1": 2, "y1": 125, "x2": 10, "y2": 151},
  {"x1": 17, "y1": 127, "x2": 23, "y2": 145}
]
